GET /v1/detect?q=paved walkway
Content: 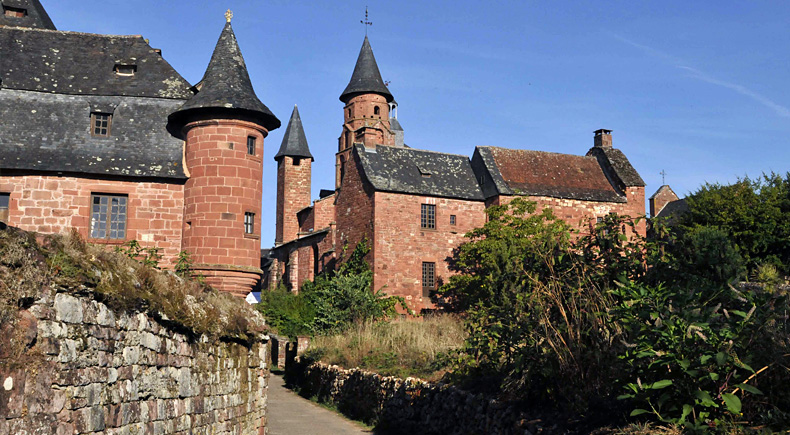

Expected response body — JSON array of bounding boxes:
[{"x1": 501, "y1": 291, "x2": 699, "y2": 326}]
[{"x1": 267, "y1": 373, "x2": 372, "y2": 435}]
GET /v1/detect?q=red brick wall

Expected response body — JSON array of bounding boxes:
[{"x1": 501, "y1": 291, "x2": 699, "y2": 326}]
[
  {"x1": 276, "y1": 156, "x2": 311, "y2": 244},
  {"x1": 496, "y1": 187, "x2": 647, "y2": 238},
  {"x1": 312, "y1": 194, "x2": 335, "y2": 230},
  {"x1": 334, "y1": 151, "x2": 375, "y2": 265},
  {"x1": 181, "y1": 119, "x2": 267, "y2": 297},
  {"x1": 372, "y1": 192, "x2": 487, "y2": 313},
  {"x1": 649, "y1": 186, "x2": 678, "y2": 217},
  {"x1": 0, "y1": 174, "x2": 184, "y2": 266}
]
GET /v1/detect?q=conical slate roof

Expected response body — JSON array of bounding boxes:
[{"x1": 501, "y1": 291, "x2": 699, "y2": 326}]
[
  {"x1": 339, "y1": 36, "x2": 393, "y2": 103},
  {"x1": 274, "y1": 105, "x2": 313, "y2": 161},
  {"x1": 0, "y1": 0, "x2": 56, "y2": 29},
  {"x1": 168, "y1": 21, "x2": 280, "y2": 137}
]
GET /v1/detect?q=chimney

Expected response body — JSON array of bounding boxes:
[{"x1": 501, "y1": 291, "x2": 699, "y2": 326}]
[{"x1": 594, "y1": 129, "x2": 613, "y2": 148}]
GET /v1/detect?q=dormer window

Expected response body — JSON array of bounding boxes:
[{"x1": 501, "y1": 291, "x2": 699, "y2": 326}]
[
  {"x1": 114, "y1": 64, "x2": 137, "y2": 76},
  {"x1": 91, "y1": 112, "x2": 112, "y2": 137},
  {"x1": 3, "y1": 6, "x2": 26, "y2": 18}
]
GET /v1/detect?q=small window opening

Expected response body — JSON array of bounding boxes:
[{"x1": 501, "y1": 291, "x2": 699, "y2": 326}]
[
  {"x1": 374, "y1": 106, "x2": 380, "y2": 116},
  {"x1": 293, "y1": 157, "x2": 301, "y2": 166},
  {"x1": 0, "y1": 193, "x2": 9, "y2": 222},
  {"x1": 247, "y1": 136, "x2": 256, "y2": 155},
  {"x1": 90, "y1": 194, "x2": 127, "y2": 240},
  {"x1": 450, "y1": 215, "x2": 456, "y2": 225},
  {"x1": 347, "y1": 108, "x2": 351, "y2": 118},
  {"x1": 244, "y1": 212, "x2": 255, "y2": 234},
  {"x1": 3, "y1": 6, "x2": 26, "y2": 17},
  {"x1": 422, "y1": 262, "x2": 436, "y2": 298},
  {"x1": 114, "y1": 64, "x2": 137, "y2": 76},
  {"x1": 91, "y1": 112, "x2": 112, "y2": 137},
  {"x1": 421, "y1": 204, "x2": 436, "y2": 229}
]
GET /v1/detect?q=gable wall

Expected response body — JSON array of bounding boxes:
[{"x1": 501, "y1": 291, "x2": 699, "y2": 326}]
[
  {"x1": 372, "y1": 192, "x2": 486, "y2": 313},
  {"x1": 0, "y1": 174, "x2": 184, "y2": 266}
]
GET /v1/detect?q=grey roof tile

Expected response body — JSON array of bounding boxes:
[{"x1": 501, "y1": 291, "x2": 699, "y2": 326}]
[
  {"x1": 354, "y1": 145, "x2": 484, "y2": 201},
  {"x1": 168, "y1": 21, "x2": 280, "y2": 135},
  {"x1": 0, "y1": 0, "x2": 55, "y2": 30},
  {"x1": 0, "y1": 27, "x2": 192, "y2": 98},
  {"x1": 339, "y1": 36, "x2": 393, "y2": 103},
  {"x1": 274, "y1": 105, "x2": 313, "y2": 160},
  {"x1": 586, "y1": 146, "x2": 646, "y2": 187}
]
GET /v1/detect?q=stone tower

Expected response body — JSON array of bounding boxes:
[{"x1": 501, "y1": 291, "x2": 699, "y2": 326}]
[
  {"x1": 336, "y1": 36, "x2": 395, "y2": 188},
  {"x1": 167, "y1": 15, "x2": 280, "y2": 297},
  {"x1": 275, "y1": 105, "x2": 313, "y2": 245}
]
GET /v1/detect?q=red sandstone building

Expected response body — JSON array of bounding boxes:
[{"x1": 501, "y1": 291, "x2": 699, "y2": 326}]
[
  {"x1": 0, "y1": 2, "x2": 279, "y2": 297},
  {"x1": 267, "y1": 37, "x2": 648, "y2": 313}
]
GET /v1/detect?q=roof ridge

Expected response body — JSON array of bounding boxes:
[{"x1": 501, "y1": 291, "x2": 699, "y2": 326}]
[
  {"x1": 378, "y1": 145, "x2": 470, "y2": 159},
  {"x1": 1, "y1": 26, "x2": 144, "y2": 38},
  {"x1": 482, "y1": 145, "x2": 597, "y2": 159}
]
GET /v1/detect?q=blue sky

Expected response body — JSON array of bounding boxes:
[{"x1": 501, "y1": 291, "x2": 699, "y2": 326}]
[{"x1": 44, "y1": 1, "x2": 790, "y2": 247}]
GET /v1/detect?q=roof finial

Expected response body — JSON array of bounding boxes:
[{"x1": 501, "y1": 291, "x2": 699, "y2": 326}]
[
  {"x1": 660, "y1": 169, "x2": 667, "y2": 185},
  {"x1": 225, "y1": 9, "x2": 233, "y2": 23},
  {"x1": 360, "y1": 6, "x2": 372, "y2": 35}
]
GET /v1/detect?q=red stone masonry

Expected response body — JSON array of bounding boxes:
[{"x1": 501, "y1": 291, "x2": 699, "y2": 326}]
[
  {"x1": 336, "y1": 94, "x2": 393, "y2": 188},
  {"x1": 181, "y1": 119, "x2": 267, "y2": 297},
  {"x1": 372, "y1": 192, "x2": 487, "y2": 313},
  {"x1": 649, "y1": 185, "x2": 679, "y2": 217},
  {"x1": 276, "y1": 155, "x2": 311, "y2": 244},
  {"x1": 334, "y1": 151, "x2": 375, "y2": 262},
  {"x1": 0, "y1": 174, "x2": 184, "y2": 266}
]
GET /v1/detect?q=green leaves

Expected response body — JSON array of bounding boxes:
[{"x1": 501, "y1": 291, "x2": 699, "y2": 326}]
[{"x1": 721, "y1": 393, "x2": 742, "y2": 414}]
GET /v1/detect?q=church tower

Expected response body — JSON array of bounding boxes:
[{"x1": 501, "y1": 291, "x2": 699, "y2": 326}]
[
  {"x1": 336, "y1": 36, "x2": 395, "y2": 188},
  {"x1": 275, "y1": 105, "x2": 313, "y2": 245},
  {"x1": 168, "y1": 12, "x2": 280, "y2": 297}
]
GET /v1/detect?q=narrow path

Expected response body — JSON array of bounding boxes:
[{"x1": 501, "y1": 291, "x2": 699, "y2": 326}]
[{"x1": 267, "y1": 373, "x2": 372, "y2": 435}]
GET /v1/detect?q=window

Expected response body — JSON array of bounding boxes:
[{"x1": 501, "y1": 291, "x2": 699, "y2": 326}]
[
  {"x1": 293, "y1": 157, "x2": 301, "y2": 166},
  {"x1": 0, "y1": 193, "x2": 9, "y2": 222},
  {"x1": 450, "y1": 215, "x2": 456, "y2": 225},
  {"x1": 374, "y1": 106, "x2": 380, "y2": 116},
  {"x1": 114, "y1": 64, "x2": 137, "y2": 76},
  {"x1": 3, "y1": 6, "x2": 26, "y2": 17},
  {"x1": 91, "y1": 112, "x2": 111, "y2": 137},
  {"x1": 247, "y1": 136, "x2": 256, "y2": 155},
  {"x1": 244, "y1": 212, "x2": 255, "y2": 234},
  {"x1": 90, "y1": 194, "x2": 127, "y2": 240},
  {"x1": 422, "y1": 262, "x2": 436, "y2": 297},
  {"x1": 420, "y1": 204, "x2": 435, "y2": 229}
]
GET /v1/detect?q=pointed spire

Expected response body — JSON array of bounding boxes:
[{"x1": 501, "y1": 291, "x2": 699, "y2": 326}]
[
  {"x1": 339, "y1": 36, "x2": 393, "y2": 103},
  {"x1": 275, "y1": 105, "x2": 313, "y2": 161},
  {"x1": 168, "y1": 19, "x2": 280, "y2": 137}
]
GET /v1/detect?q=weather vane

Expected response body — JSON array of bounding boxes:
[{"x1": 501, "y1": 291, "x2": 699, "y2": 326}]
[
  {"x1": 660, "y1": 169, "x2": 667, "y2": 185},
  {"x1": 225, "y1": 9, "x2": 233, "y2": 23},
  {"x1": 361, "y1": 6, "x2": 372, "y2": 35}
]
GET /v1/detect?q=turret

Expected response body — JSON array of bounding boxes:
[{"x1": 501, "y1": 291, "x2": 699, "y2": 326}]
[
  {"x1": 167, "y1": 11, "x2": 280, "y2": 297},
  {"x1": 275, "y1": 105, "x2": 313, "y2": 245},
  {"x1": 336, "y1": 36, "x2": 395, "y2": 188}
]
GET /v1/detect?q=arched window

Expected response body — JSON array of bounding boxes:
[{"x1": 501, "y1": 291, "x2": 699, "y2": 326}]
[{"x1": 374, "y1": 106, "x2": 380, "y2": 116}]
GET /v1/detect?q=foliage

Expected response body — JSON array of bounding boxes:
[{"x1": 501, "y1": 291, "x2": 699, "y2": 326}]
[
  {"x1": 115, "y1": 239, "x2": 162, "y2": 269},
  {"x1": 174, "y1": 250, "x2": 193, "y2": 278},
  {"x1": 256, "y1": 238, "x2": 408, "y2": 338},
  {"x1": 306, "y1": 315, "x2": 466, "y2": 381},
  {"x1": 678, "y1": 173, "x2": 790, "y2": 274}
]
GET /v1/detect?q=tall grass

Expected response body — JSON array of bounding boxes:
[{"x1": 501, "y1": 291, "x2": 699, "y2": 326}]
[{"x1": 306, "y1": 315, "x2": 466, "y2": 381}]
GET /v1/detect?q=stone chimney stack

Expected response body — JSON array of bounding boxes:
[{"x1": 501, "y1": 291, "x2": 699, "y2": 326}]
[{"x1": 594, "y1": 129, "x2": 613, "y2": 148}]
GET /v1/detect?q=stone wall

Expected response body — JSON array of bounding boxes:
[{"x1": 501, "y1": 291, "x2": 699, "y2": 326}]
[
  {"x1": 0, "y1": 288, "x2": 269, "y2": 435},
  {"x1": 286, "y1": 359, "x2": 535, "y2": 435}
]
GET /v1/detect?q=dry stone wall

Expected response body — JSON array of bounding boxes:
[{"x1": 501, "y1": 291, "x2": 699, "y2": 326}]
[
  {"x1": 0, "y1": 288, "x2": 269, "y2": 435},
  {"x1": 286, "y1": 359, "x2": 536, "y2": 435}
]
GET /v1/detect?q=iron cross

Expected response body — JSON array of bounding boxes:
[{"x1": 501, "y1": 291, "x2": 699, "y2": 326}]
[
  {"x1": 361, "y1": 7, "x2": 372, "y2": 34},
  {"x1": 660, "y1": 169, "x2": 667, "y2": 185}
]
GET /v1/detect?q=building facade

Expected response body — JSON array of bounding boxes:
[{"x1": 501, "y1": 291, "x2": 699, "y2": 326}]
[
  {"x1": 0, "y1": 1, "x2": 279, "y2": 297},
  {"x1": 268, "y1": 37, "x2": 647, "y2": 313}
]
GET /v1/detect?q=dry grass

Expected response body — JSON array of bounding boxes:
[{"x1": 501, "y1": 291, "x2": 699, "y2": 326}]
[
  {"x1": 0, "y1": 226, "x2": 266, "y2": 342},
  {"x1": 306, "y1": 314, "x2": 467, "y2": 381}
]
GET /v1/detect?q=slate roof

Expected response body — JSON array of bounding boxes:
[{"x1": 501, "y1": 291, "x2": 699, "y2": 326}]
[
  {"x1": 354, "y1": 145, "x2": 484, "y2": 201},
  {"x1": 0, "y1": 27, "x2": 193, "y2": 98},
  {"x1": 339, "y1": 36, "x2": 393, "y2": 103},
  {"x1": 655, "y1": 198, "x2": 689, "y2": 220},
  {"x1": 168, "y1": 21, "x2": 280, "y2": 136},
  {"x1": 586, "y1": 146, "x2": 645, "y2": 188},
  {"x1": 274, "y1": 105, "x2": 313, "y2": 161},
  {"x1": 0, "y1": 90, "x2": 187, "y2": 178},
  {"x1": 472, "y1": 146, "x2": 626, "y2": 203},
  {"x1": 0, "y1": 0, "x2": 55, "y2": 30},
  {"x1": 389, "y1": 117, "x2": 403, "y2": 132}
]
